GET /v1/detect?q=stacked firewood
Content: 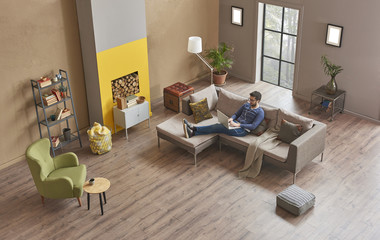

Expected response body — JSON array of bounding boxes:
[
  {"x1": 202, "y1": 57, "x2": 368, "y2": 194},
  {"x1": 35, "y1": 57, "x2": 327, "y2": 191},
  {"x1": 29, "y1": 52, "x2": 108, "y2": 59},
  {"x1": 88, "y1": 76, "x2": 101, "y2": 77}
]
[{"x1": 111, "y1": 72, "x2": 140, "y2": 102}]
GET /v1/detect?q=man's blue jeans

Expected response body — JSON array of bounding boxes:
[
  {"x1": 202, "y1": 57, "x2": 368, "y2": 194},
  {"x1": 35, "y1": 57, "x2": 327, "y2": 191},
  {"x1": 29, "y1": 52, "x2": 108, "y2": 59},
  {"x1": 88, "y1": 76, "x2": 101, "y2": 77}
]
[{"x1": 194, "y1": 123, "x2": 247, "y2": 137}]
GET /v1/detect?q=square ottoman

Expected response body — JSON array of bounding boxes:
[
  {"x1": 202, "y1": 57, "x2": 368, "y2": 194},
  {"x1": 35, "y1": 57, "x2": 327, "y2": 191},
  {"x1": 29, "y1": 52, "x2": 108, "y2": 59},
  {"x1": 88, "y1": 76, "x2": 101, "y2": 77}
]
[
  {"x1": 164, "y1": 82, "x2": 194, "y2": 113},
  {"x1": 276, "y1": 185, "x2": 315, "y2": 216}
]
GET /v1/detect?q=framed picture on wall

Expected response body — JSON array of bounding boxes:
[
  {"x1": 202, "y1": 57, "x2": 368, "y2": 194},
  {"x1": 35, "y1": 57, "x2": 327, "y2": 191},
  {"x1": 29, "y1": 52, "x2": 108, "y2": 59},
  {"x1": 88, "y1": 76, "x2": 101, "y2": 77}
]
[
  {"x1": 231, "y1": 6, "x2": 243, "y2": 26},
  {"x1": 326, "y1": 24, "x2": 343, "y2": 47}
]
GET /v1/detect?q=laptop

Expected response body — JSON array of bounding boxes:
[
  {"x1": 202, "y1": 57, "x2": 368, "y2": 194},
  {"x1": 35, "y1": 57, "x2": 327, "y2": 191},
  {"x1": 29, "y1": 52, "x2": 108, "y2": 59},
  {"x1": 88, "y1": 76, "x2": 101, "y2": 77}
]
[{"x1": 217, "y1": 110, "x2": 240, "y2": 129}]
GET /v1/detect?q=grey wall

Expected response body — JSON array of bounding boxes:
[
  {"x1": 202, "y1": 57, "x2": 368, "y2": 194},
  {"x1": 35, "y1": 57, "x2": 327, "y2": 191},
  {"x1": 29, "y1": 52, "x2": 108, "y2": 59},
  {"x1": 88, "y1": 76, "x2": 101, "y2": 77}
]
[
  {"x1": 91, "y1": 0, "x2": 147, "y2": 53},
  {"x1": 220, "y1": 0, "x2": 380, "y2": 121},
  {"x1": 76, "y1": 0, "x2": 103, "y2": 124}
]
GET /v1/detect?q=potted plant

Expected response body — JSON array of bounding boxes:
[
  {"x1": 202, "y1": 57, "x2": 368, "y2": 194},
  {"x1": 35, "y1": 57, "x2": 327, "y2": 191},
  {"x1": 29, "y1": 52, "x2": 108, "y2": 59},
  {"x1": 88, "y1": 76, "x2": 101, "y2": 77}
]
[
  {"x1": 58, "y1": 85, "x2": 68, "y2": 98},
  {"x1": 320, "y1": 55, "x2": 343, "y2": 95},
  {"x1": 206, "y1": 42, "x2": 234, "y2": 85}
]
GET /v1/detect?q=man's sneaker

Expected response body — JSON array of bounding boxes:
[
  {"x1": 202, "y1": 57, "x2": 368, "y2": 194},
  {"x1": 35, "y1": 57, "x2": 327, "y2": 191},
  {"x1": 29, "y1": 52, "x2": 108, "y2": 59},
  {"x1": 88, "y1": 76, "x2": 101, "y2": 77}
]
[
  {"x1": 183, "y1": 123, "x2": 193, "y2": 139},
  {"x1": 183, "y1": 118, "x2": 193, "y2": 130}
]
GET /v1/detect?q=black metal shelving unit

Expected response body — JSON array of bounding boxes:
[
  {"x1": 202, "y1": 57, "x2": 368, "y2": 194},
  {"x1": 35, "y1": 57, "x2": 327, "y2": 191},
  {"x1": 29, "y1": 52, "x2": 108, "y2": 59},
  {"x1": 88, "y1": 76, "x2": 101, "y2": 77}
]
[{"x1": 31, "y1": 69, "x2": 82, "y2": 156}]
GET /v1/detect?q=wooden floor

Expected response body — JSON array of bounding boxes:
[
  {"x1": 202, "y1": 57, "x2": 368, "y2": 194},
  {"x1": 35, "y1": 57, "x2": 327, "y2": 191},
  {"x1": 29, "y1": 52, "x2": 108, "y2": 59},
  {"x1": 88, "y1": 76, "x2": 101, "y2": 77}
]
[{"x1": 1, "y1": 78, "x2": 379, "y2": 240}]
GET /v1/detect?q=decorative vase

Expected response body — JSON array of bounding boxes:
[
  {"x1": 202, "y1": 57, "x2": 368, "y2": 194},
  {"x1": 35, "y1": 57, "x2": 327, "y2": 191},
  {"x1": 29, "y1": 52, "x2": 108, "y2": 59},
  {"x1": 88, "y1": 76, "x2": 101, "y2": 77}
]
[
  {"x1": 325, "y1": 77, "x2": 337, "y2": 95},
  {"x1": 213, "y1": 70, "x2": 228, "y2": 86}
]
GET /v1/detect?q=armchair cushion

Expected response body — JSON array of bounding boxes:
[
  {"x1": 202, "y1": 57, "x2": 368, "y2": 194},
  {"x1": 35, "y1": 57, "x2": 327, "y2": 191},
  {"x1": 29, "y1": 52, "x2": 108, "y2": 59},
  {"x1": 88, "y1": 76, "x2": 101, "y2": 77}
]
[
  {"x1": 53, "y1": 152, "x2": 79, "y2": 169},
  {"x1": 48, "y1": 164, "x2": 87, "y2": 198}
]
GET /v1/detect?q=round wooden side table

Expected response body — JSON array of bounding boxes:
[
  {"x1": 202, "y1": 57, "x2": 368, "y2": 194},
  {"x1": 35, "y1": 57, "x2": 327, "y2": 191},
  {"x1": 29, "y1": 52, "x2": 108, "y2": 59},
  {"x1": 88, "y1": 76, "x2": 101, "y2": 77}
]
[{"x1": 83, "y1": 177, "x2": 110, "y2": 215}]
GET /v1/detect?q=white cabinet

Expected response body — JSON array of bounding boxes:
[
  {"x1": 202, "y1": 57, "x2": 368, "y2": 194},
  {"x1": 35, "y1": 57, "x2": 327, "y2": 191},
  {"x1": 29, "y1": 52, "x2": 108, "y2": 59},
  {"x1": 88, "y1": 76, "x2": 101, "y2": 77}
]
[{"x1": 113, "y1": 101, "x2": 150, "y2": 140}]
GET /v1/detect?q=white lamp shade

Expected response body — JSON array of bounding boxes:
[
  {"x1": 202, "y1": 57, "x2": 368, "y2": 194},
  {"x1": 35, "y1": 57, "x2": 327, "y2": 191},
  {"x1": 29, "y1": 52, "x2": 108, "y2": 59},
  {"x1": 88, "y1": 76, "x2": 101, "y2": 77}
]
[{"x1": 188, "y1": 36, "x2": 202, "y2": 53}]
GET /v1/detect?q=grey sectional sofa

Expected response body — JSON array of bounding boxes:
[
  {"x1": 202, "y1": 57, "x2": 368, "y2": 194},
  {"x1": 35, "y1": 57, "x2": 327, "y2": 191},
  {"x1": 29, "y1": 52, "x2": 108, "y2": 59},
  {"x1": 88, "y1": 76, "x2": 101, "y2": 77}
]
[{"x1": 156, "y1": 85, "x2": 326, "y2": 183}]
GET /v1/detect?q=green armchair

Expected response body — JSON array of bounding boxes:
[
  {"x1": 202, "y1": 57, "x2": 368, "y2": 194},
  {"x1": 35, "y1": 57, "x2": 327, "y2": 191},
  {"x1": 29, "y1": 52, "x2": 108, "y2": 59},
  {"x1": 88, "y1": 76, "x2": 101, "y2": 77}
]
[{"x1": 26, "y1": 138, "x2": 86, "y2": 206}]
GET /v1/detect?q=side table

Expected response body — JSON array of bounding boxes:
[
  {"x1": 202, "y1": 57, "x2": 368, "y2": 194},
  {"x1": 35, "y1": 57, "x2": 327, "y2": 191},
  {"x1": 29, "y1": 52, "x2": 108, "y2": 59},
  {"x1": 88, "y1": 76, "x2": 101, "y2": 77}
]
[
  {"x1": 113, "y1": 101, "x2": 150, "y2": 140},
  {"x1": 309, "y1": 86, "x2": 346, "y2": 121},
  {"x1": 83, "y1": 177, "x2": 111, "y2": 215}
]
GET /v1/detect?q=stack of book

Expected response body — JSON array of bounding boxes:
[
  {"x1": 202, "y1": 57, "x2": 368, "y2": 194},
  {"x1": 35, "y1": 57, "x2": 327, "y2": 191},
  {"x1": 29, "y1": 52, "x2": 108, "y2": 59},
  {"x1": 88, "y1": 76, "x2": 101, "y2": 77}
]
[
  {"x1": 54, "y1": 107, "x2": 63, "y2": 120},
  {"x1": 60, "y1": 108, "x2": 71, "y2": 119},
  {"x1": 51, "y1": 136, "x2": 60, "y2": 148},
  {"x1": 42, "y1": 94, "x2": 58, "y2": 106},
  {"x1": 51, "y1": 89, "x2": 62, "y2": 101},
  {"x1": 37, "y1": 77, "x2": 52, "y2": 88},
  {"x1": 126, "y1": 95, "x2": 138, "y2": 108}
]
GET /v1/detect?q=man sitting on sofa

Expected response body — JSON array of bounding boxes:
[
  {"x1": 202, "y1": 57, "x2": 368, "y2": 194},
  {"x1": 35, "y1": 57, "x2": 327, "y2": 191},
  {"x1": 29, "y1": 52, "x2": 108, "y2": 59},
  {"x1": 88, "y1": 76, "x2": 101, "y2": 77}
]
[{"x1": 183, "y1": 91, "x2": 264, "y2": 138}]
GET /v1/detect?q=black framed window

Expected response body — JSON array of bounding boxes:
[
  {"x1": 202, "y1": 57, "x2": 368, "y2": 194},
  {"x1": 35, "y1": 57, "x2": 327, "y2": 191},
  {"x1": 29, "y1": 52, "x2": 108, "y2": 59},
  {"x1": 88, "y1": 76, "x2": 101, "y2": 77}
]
[{"x1": 261, "y1": 4, "x2": 299, "y2": 90}]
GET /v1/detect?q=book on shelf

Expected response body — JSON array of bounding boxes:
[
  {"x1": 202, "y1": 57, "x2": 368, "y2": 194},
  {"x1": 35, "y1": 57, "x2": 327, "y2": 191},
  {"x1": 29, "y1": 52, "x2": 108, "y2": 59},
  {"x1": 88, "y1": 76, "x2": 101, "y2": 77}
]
[
  {"x1": 37, "y1": 77, "x2": 52, "y2": 88},
  {"x1": 126, "y1": 95, "x2": 137, "y2": 103},
  {"x1": 60, "y1": 108, "x2": 71, "y2": 119},
  {"x1": 42, "y1": 94, "x2": 58, "y2": 106},
  {"x1": 54, "y1": 107, "x2": 64, "y2": 120},
  {"x1": 51, "y1": 89, "x2": 62, "y2": 101},
  {"x1": 51, "y1": 136, "x2": 60, "y2": 147}
]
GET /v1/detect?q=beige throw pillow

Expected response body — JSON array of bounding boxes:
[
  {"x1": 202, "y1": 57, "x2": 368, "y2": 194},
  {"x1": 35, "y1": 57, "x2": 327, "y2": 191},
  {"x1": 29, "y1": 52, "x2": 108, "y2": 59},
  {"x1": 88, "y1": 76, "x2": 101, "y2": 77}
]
[{"x1": 190, "y1": 84, "x2": 218, "y2": 111}]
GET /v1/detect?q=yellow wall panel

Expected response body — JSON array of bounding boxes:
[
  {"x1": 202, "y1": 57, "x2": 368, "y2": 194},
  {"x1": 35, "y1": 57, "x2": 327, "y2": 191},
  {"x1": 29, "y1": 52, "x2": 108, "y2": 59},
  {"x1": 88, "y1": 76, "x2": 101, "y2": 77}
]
[{"x1": 96, "y1": 38, "x2": 151, "y2": 132}]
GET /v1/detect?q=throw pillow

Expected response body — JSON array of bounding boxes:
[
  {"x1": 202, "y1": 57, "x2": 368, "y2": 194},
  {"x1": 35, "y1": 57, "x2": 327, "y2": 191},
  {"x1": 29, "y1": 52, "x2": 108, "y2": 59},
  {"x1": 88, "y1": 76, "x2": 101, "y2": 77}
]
[
  {"x1": 276, "y1": 108, "x2": 313, "y2": 133},
  {"x1": 252, "y1": 118, "x2": 269, "y2": 136},
  {"x1": 277, "y1": 119, "x2": 303, "y2": 144},
  {"x1": 190, "y1": 84, "x2": 218, "y2": 110},
  {"x1": 189, "y1": 98, "x2": 213, "y2": 123}
]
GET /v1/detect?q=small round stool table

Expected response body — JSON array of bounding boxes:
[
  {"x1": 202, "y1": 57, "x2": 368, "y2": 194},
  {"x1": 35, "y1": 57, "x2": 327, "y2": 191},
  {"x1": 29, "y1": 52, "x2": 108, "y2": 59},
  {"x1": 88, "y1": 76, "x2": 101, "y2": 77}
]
[{"x1": 83, "y1": 177, "x2": 110, "y2": 215}]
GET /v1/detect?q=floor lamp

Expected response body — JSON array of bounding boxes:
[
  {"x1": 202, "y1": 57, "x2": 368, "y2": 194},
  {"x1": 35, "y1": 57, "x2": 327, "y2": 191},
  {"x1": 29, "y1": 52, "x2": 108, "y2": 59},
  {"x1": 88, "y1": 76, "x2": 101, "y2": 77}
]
[{"x1": 187, "y1": 36, "x2": 213, "y2": 85}]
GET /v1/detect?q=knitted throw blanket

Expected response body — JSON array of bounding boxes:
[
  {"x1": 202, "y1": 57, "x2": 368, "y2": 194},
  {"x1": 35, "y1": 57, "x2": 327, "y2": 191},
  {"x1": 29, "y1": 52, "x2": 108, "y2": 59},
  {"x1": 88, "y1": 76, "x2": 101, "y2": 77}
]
[{"x1": 238, "y1": 128, "x2": 281, "y2": 178}]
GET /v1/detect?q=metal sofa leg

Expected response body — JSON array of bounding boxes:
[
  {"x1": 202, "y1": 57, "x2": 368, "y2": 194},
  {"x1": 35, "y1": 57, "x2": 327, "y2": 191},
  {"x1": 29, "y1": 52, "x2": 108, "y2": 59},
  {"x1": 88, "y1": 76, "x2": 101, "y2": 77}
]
[
  {"x1": 158, "y1": 137, "x2": 160, "y2": 148},
  {"x1": 194, "y1": 154, "x2": 197, "y2": 167},
  {"x1": 321, "y1": 152, "x2": 324, "y2": 162}
]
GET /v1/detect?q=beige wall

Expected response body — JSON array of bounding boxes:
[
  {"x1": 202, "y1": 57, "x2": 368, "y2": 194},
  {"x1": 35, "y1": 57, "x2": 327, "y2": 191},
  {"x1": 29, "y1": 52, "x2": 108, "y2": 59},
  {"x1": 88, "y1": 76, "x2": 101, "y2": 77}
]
[
  {"x1": 0, "y1": 0, "x2": 219, "y2": 169},
  {"x1": 220, "y1": 0, "x2": 380, "y2": 121},
  {"x1": 145, "y1": 0, "x2": 219, "y2": 100},
  {"x1": 0, "y1": 0, "x2": 88, "y2": 168}
]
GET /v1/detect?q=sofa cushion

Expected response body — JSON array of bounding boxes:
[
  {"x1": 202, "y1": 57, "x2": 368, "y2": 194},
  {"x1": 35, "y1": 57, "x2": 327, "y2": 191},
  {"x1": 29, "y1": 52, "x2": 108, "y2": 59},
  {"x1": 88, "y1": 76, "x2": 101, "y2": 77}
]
[
  {"x1": 277, "y1": 119, "x2": 303, "y2": 144},
  {"x1": 156, "y1": 112, "x2": 219, "y2": 149},
  {"x1": 260, "y1": 104, "x2": 279, "y2": 129},
  {"x1": 189, "y1": 98, "x2": 213, "y2": 123},
  {"x1": 219, "y1": 134, "x2": 289, "y2": 163},
  {"x1": 263, "y1": 142, "x2": 289, "y2": 163},
  {"x1": 190, "y1": 84, "x2": 218, "y2": 110},
  {"x1": 276, "y1": 108, "x2": 314, "y2": 133},
  {"x1": 216, "y1": 88, "x2": 247, "y2": 117}
]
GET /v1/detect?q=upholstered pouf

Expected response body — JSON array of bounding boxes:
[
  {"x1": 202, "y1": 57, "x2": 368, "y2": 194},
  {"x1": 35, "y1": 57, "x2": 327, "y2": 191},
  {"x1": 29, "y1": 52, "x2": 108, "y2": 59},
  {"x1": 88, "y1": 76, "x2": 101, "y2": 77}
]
[{"x1": 276, "y1": 185, "x2": 315, "y2": 216}]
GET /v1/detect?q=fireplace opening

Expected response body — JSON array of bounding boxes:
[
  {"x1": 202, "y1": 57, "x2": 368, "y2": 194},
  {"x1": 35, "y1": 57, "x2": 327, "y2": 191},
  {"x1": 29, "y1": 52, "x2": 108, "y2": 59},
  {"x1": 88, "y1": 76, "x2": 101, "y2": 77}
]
[{"x1": 111, "y1": 71, "x2": 140, "y2": 102}]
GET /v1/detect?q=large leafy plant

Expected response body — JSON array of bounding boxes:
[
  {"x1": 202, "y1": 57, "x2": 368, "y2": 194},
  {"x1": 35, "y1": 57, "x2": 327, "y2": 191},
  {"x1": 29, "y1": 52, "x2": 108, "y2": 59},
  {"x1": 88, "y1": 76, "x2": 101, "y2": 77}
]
[
  {"x1": 320, "y1": 55, "x2": 343, "y2": 79},
  {"x1": 206, "y1": 42, "x2": 234, "y2": 75}
]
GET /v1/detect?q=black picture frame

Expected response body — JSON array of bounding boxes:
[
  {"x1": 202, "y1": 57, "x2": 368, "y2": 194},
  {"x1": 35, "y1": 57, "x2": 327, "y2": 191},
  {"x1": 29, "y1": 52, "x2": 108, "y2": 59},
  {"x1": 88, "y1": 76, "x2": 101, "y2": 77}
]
[
  {"x1": 231, "y1": 6, "x2": 243, "y2": 26},
  {"x1": 325, "y1": 24, "x2": 343, "y2": 47}
]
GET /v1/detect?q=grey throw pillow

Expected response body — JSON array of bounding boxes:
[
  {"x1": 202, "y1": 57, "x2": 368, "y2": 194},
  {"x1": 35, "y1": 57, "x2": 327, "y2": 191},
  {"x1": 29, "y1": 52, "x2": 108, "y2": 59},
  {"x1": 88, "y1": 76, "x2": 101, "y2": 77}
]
[
  {"x1": 252, "y1": 118, "x2": 269, "y2": 136},
  {"x1": 277, "y1": 119, "x2": 303, "y2": 143}
]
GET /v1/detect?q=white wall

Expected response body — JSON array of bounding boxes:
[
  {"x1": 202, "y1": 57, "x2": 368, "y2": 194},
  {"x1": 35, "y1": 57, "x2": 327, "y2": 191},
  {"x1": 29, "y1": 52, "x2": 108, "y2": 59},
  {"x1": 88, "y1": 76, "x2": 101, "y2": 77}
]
[{"x1": 220, "y1": 0, "x2": 380, "y2": 121}]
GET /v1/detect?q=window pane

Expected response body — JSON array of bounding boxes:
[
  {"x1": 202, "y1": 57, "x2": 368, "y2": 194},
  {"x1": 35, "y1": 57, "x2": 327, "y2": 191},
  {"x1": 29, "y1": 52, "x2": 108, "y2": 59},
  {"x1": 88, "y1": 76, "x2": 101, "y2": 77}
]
[
  {"x1": 265, "y1": 4, "x2": 283, "y2": 31},
  {"x1": 263, "y1": 57, "x2": 279, "y2": 85},
  {"x1": 264, "y1": 30, "x2": 281, "y2": 58},
  {"x1": 283, "y1": 8, "x2": 299, "y2": 35},
  {"x1": 280, "y1": 62, "x2": 294, "y2": 89},
  {"x1": 282, "y1": 35, "x2": 297, "y2": 63}
]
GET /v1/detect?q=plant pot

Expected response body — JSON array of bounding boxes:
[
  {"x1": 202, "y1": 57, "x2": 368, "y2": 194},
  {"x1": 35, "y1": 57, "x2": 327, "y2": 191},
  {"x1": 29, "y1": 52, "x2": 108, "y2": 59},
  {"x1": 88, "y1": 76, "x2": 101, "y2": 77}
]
[
  {"x1": 325, "y1": 77, "x2": 337, "y2": 95},
  {"x1": 63, "y1": 128, "x2": 71, "y2": 141},
  {"x1": 213, "y1": 70, "x2": 228, "y2": 86}
]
